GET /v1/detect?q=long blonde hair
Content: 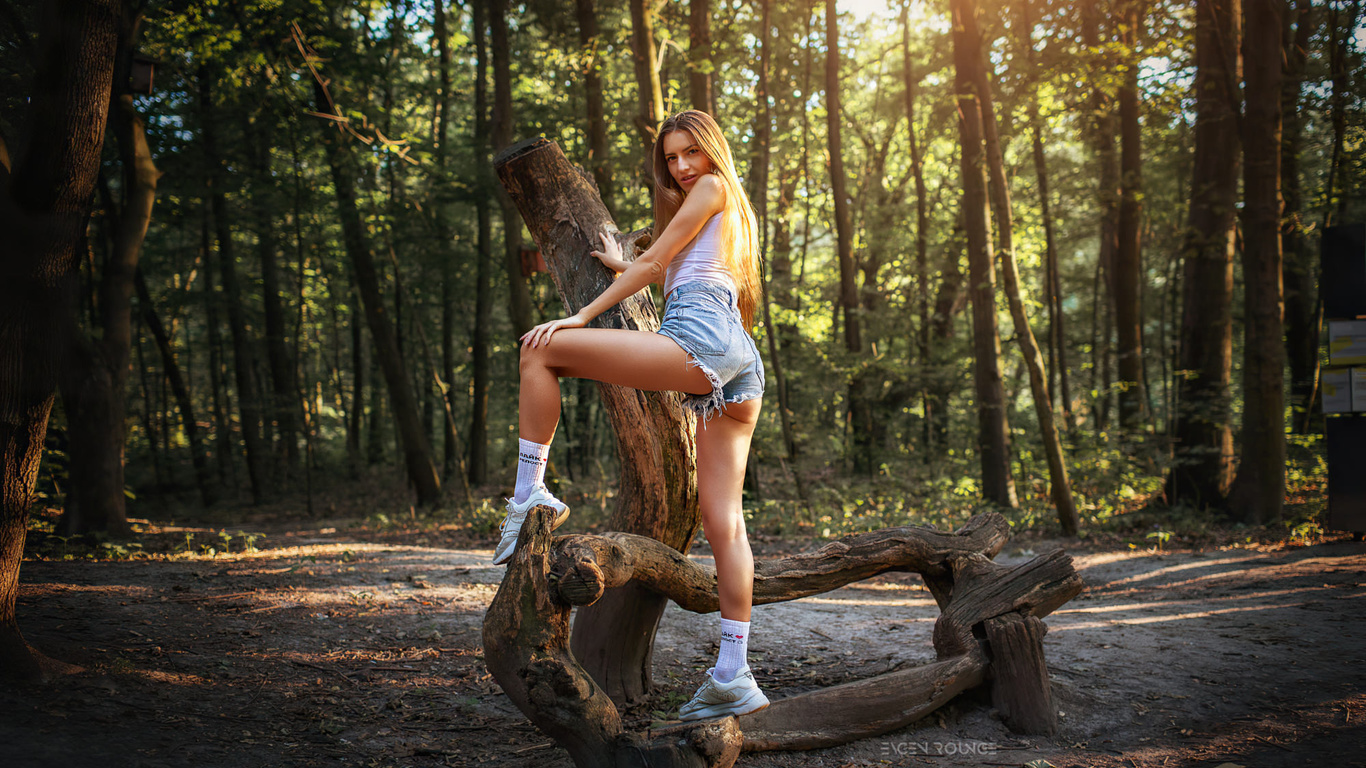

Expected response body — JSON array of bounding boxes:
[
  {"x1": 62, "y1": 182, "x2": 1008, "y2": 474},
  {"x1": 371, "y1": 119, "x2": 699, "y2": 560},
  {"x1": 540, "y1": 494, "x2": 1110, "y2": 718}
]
[{"x1": 651, "y1": 110, "x2": 762, "y2": 330}]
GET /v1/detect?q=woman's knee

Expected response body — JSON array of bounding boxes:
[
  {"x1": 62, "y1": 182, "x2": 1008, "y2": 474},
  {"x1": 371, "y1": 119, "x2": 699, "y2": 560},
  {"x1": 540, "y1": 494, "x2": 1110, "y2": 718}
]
[
  {"x1": 702, "y1": 507, "x2": 746, "y2": 543},
  {"x1": 519, "y1": 340, "x2": 553, "y2": 374}
]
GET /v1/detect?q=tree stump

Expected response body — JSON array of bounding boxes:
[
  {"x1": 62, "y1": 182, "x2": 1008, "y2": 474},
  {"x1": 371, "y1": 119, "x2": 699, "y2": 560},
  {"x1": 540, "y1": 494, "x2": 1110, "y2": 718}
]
[{"x1": 984, "y1": 614, "x2": 1057, "y2": 736}]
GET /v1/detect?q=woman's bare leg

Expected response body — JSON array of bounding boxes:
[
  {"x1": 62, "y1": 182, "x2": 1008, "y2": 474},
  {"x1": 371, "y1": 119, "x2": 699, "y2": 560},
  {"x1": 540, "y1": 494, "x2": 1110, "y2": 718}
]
[
  {"x1": 695, "y1": 398, "x2": 761, "y2": 621},
  {"x1": 518, "y1": 328, "x2": 713, "y2": 444}
]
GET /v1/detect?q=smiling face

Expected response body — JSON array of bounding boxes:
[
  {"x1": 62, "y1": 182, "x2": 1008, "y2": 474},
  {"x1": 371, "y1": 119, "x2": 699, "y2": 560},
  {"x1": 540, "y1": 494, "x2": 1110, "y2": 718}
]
[{"x1": 662, "y1": 129, "x2": 715, "y2": 192}]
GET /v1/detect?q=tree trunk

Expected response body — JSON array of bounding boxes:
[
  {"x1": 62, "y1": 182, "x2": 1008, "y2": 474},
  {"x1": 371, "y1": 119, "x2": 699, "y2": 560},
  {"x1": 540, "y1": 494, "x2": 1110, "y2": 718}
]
[
  {"x1": 1018, "y1": 0, "x2": 1074, "y2": 435},
  {"x1": 689, "y1": 0, "x2": 715, "y2": 115},
  {"x1": 902, "y1": 0, "x2": 936, "y2": 449},
  {"x1": 1083, "y1": 1, "x2": 1120, "y2": 433},
  {"x1": 959, "y1": 0, "x2": 1074, "y2": 528},
  {"x1": 59, "y1": 18, "x2": 157, "y2": 535},
  {"x1": 244, "y1": 102, "x2": 302, "y2": 477},
  {"x1": 950, "y1": 0, "x2": 1016, "y2": 508},
  {"x1": 826, "y1": 0, "x2": 861, "y2": 354},
  {"x1": 313, "y1": 80, "x2": 442, "y2": 507},
  {"x1": 753, "y1": 0, "x2": 797, "y2": 469},
  {"x1": 927, "y1": 241, "x2": 967, "y2": 453},
  {"x1": 490, "y1": 0, "x2": 534, "y2": 338},
  {"x1": 433, "y1": 0, "x2": 462, "y2": 481},
  {"x1": 0, "y1": 0, "x2": 121, "y2": 683},
  {"x1": 576, "y1": 0, "x2": 615, "y2": 217},
  {"x1": 136, "y1": 270, "x2": 214, "y2": 507},
  {"x1": 495, "y1": 138, "x2": 702, "y2": 704},
  {"x1": 203, "y1": 213, "x2": 234, "y2": 488},
  {"x1": 1168, "y1": 0, "x2": 1240, "y2": 509},
  {"x1": 347, "y1": 299, "x2": 363, "y2": 476},
  {"x1": 1280, "y1": 0, "x2": 1315, "y2": 432},
  {"x1": 1228, "y1": 0, "x2": 1284, "y2": 524},
  {"x1": 1114, "y1": 0, "x2": 1147, "y2": 431},
  {"x1": 200, "y1": 69, "x2": 270, "y2": 504},
  {"x1": 629, "y1": 0, "x2": 666, "y2": 174},
  {"x1": 468, "y1": 0, "x2": 493, "y2": 485}
]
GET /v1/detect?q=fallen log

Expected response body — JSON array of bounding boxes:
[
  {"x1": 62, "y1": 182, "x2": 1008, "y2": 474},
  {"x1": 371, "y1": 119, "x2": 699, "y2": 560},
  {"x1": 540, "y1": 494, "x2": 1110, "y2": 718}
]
[{"x1": 548, "y1": 512, "x2": 1012, "y2": 611}]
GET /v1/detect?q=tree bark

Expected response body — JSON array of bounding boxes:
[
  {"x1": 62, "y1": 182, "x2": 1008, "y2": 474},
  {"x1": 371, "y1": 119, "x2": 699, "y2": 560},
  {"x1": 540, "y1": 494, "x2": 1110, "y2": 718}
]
[
  {"x1": 0, "y1": 0, "x2": 121, "y2": 683},
  {"x1": 483, "y1": 508, "x2": 744, "y2": 768},
  {"x1": 629, "y1": 0, "x2": 666, "y2": 173},
  {"x1": 490, "y1": 0, "x2": 535, "y2": 339},
  {"x1": 312, "y1": 80, "x2": 442, "y2": 507},
  {"x1": 902, "y1": 0, "x2": 936, "y2": 448},
  {"x1": 826, "y1": 0, "x2": 861, "y2": 354},
  {"x1": 1280, "y1": 0, "x2": 1315, "y2": 433},
  {"x1": 960, "y1": 0, "x2": 1076, "y2": 531},
  {"x1": 468, "y1": 0, "x2": 492, "y2": 485},
  {"x1": 433, "y1": 0, "x2": 461, "y2": 480},
  {"x1": 1114, "y1": 0, "x2": 1147, "y2": 431},
  {"x1": 200, "y1": 69, "x2": 270, "y2": 504},
  {"x1": 60, "y1": 11, "x2": 156, "y2": 536},
  {"x1": 1228, "y1": 0, "x2": 1284, "y2": 524},
  {"x1": 753, "y1": 0, "x2": 798, "y2": 470},
  {"x1": 495, "y1": 138, "x2": 701, "y2": 703},
  {"x1": 689, "y1": 0, "x2": 715, "y2": 115},
  {"x1": 1083, "y1": 0, "x2": 1120, "y2": 432},
  {"x1": 136, "y1": 270, "x2": 214, "y2": 507},
  {"x1": 1168, "y1": 0, "x2": 1240, "y2": 509},
  {"x1": 203, "y1": 213, "x2": 234, "y2": 488},
  {"x1": 1018, "y1": 0, "x2": 1074, "y2": 435},
  {"x1": 576, "y1": 0, "x2": 615, "y2": 217},
  {"x1": 244, "y1": 101, "x2": 302, "y2": 476},
  {"x1": 950, "y1": 0, "x2": 1016, "y2": 509}
]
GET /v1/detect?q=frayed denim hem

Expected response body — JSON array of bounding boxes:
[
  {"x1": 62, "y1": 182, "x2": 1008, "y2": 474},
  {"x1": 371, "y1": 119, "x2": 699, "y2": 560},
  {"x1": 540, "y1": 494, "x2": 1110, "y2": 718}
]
[{"x1": 679, "y1": 353, "x2": 728, "y2": 429}]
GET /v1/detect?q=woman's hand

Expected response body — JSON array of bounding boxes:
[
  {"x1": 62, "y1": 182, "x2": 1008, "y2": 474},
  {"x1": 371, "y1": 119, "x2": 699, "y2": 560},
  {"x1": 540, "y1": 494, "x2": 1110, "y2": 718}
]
[
  {"x1": 590, "y1": 230, "x2": 630, "y2": 274},
  {"x1": 520, "y1": 311, "x2": 589, "y2": 349}
]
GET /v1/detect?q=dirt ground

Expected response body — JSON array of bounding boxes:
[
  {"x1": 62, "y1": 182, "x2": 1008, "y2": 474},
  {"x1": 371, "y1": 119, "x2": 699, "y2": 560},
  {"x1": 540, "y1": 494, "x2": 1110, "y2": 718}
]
[{"x1": 3, "y1": 514, "x2": 1364, "y2": 768}]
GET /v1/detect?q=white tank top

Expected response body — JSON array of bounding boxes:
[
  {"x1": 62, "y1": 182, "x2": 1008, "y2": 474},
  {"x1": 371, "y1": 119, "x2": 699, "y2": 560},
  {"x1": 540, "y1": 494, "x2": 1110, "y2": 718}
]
[{"x1": 663, "y1": 212, "x2": 735, "y2": 299}]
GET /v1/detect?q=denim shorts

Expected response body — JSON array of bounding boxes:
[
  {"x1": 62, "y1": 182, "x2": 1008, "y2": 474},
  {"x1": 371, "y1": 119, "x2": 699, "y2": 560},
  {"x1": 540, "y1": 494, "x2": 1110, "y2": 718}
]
[{"x1": 655, "y1": 280, "x2": 766, "y2": 425}]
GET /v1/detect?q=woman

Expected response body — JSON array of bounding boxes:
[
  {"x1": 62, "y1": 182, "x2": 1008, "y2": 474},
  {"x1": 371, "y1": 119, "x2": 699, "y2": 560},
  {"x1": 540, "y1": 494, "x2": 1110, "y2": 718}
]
[{"x1": 493, "y1": 109, "x2": 770, "y2": 720}]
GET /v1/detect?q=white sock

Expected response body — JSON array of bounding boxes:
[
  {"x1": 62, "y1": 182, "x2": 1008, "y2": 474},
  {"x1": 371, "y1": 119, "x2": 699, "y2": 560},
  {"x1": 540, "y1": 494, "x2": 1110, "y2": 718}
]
[
  {"x1": 514, "y1": 438, "x2": 550, "y2": 503},
  {"x1": 713, "y1": 618, "x2": 750, "y2": 683}
]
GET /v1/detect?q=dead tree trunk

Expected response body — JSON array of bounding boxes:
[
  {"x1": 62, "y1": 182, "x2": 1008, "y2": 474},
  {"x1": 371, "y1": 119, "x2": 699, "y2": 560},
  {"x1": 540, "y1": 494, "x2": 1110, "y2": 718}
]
[
  {"x1": 483, "y1": 508, "x2": 743, "y2": 768},
  {"x1": 495, "y1": 138, "x2": 702, "y2": 703}
]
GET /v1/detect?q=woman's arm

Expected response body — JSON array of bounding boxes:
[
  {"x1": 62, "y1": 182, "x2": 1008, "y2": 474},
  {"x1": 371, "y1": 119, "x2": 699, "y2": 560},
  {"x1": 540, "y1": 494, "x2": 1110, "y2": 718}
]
[
  {"x1": 521, "y1": 175, "x2": 726, "y2": 348},
  {"x1": 577, "y1": 175, "x2": 725, "y2": 322}
]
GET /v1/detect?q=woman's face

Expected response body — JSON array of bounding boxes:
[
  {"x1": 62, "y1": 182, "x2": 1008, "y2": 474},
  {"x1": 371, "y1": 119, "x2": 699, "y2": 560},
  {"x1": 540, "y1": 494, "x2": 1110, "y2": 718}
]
[{"x1": 662, "y1": 129, "x2": 715, "y2": 193}]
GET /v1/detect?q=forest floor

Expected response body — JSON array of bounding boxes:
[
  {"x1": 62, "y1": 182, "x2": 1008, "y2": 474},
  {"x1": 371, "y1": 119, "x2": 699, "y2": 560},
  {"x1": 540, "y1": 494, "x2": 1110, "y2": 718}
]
[{"x1": 4, "y1": 489, "x2": 1364, "y2": 768}]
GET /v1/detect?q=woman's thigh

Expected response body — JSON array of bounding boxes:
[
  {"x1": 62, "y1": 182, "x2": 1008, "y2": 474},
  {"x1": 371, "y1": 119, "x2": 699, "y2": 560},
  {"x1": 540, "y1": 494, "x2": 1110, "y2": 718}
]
[
  {"x1": 523, "y1": 328, "x2": 713, "y2": 395},
  {"x1": 694, "y1": 398, "x2": 762, "y2": 515}
]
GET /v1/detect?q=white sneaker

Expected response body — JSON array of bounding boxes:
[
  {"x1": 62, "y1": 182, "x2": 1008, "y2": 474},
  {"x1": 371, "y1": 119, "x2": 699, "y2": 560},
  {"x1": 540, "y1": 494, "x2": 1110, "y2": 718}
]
[
  {"x1": 491, "y1": 486, "x2": 569, "y2": 565},
  {"x1": 677, "y1": 665, "x2": 770, "y2": 721}
]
